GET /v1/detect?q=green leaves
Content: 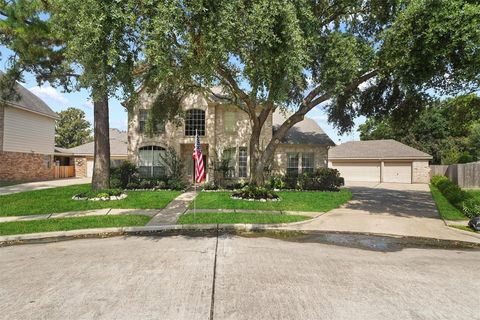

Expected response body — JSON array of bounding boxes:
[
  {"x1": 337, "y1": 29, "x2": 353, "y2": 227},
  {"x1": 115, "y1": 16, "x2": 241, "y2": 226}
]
[{"x1": 55, "y1": 107, "x2": 92, "y2": 148}]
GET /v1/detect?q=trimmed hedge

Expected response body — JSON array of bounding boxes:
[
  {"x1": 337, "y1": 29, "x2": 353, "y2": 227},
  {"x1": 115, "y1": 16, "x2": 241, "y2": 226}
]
[
  {"x1": 267, "y1": 168, "x2": 344, "y2": 191},
  {"x1": 430, "y1": 175, "x2": 479, "y2": 218}
]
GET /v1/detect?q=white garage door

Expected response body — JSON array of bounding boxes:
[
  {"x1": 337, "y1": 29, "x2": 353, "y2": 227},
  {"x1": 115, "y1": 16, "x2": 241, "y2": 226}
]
[
  {"x1": 86, "y1": 160, "x2": 94, "y2": 178},
  {"x1": 331, "y1": 162, "x2": 381, "y2": 183},
  {"x1": 384, "y1": 162, "x2": 412, "y2": 183}
]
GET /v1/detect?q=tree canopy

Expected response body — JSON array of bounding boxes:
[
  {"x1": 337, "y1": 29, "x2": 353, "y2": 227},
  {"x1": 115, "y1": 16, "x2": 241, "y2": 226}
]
[
  {"x1": 359, "y1": 94, "x2": 480, "y2": 164},
  {"x1": 55, "y1": 107, "x2": 92, "y2": 148},
  {"x1": 138, "y1": 0, "x2": 480, "y2": 184}
]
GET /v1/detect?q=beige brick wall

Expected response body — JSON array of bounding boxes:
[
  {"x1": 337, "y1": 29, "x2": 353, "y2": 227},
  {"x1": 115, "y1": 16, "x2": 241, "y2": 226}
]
[
  {"x1": 272, "y1": 144, "x2": 329, "y2": 175},
  {"x1": 0, "y1": 151, "x2": 54, "y2": 181},
  {"x1": 74, "y1": 157, "x2": 87, "y2": 178},
  {"x1": 412, "y1": 160, "x2": 430, "y2": 183},
  {"x1": 128, "y1": 90, "x2": 272, "y2": 182}
]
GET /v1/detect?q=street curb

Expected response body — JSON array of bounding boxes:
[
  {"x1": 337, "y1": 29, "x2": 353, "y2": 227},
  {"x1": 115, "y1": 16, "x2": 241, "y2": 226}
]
[{"x1": 1, "y1": 224, "x2": 480, "y2": 248}]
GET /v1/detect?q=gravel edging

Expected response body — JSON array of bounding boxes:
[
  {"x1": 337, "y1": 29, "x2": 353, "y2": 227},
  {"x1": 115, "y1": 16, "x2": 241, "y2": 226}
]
[{"x1": 2, "y1": 223, "x2": 480, "y2": 248}]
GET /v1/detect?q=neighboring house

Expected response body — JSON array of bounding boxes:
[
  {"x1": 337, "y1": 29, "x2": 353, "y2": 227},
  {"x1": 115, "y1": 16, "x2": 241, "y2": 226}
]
[
  {"x1": 127, "y1": 88, "x2": 335, "y2": 182},
  {"x1": 328, "y1": 140, "x2": 432, "y2": 184},
  {"x1": 58, "y1": 129, "x2": 128, "y2": 178},
  {"x1": 0, "y1": 81, "x2": 59, "y2": 181}
]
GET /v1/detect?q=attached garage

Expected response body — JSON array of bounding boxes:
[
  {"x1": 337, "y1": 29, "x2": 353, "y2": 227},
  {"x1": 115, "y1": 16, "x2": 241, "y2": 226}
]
[
  {"x1": 328, "y1": 140, "x2": 432, "y2": 184},
  {"x1": 86, "y1": 159, "x2": 94, "y2": 178},
  {"x1": 331, "y1": 161, "x2": 381, "y2": 182},
  {"x1": 383, "y1": 162, "x2": 412, "y2": 183}
]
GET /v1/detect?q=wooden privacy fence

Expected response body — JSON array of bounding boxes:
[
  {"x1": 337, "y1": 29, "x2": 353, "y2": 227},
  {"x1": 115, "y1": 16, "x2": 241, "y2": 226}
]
[
  {"x1": 430, "y1": 162, "x2": 480, "y2": 188},
  {"x1": 54, "y1": 165, "x2": 75, "y2": 179}
]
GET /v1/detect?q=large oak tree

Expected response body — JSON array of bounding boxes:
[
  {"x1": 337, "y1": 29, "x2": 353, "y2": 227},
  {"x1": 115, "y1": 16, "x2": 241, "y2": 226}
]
[{"x1": 140, "y1": 0, "x2": 480, "y2": 185}]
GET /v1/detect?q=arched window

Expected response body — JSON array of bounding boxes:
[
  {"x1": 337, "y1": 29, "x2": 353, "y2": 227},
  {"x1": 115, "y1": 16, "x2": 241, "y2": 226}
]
[
  {"x1": 138, "y1": 146, "x2": 166, "y2": 177},
  {"x1": 185, "y1": 109, "x2": 205, "y2": 136}
]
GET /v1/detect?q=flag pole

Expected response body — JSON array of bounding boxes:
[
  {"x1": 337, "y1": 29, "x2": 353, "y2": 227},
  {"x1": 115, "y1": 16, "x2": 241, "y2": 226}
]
[{"x1": 194, "y1": 130, "x2": 197, "y2": 222}]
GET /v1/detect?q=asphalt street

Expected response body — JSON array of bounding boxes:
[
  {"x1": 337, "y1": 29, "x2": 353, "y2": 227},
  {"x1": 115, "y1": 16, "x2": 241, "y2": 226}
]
[{"x1": 1, "y1": 234, "x2": 479, "y2": 320}]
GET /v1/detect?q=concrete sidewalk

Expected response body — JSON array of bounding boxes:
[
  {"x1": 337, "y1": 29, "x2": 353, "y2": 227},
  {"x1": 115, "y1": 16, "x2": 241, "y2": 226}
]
[
  {"x1": 0, "y1": 208, "x2": 159, "y2": 223},
  {"x1": 0, "y1": 178, "x2": 91, "y2": 195},
  {"x1": 147, "y1": 190, "x2": 198, "y2": 226}
]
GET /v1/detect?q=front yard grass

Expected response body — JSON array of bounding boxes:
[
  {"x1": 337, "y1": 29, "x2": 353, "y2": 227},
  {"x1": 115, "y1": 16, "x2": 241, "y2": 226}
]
[
  {"x1": 178, "y1": 212, "x2": 310, "y2": 224},
  {"x1": 0, "y1": 184, "x2": 181, "y2": 217},
  {"x1": 190, "y1": 189, "x2": 352, "y2": 212},
  {"x1": 449, "y1": 225, "x2": 478, "y2": 233},
  {"x1": 429, "y1": 185, "x2": 468, "y2": 220},
  {"x1": 0, "y1": 215, "x2": 150, "y2": 236}
]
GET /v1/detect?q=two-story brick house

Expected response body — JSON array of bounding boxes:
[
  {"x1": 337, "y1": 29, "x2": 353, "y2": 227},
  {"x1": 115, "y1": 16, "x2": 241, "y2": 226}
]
[{"x1": 127, "y1": 87, "x2": 335, "y2": 182}]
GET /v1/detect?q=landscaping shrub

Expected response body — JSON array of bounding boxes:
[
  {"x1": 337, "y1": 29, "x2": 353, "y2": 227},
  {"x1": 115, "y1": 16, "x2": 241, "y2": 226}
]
[
  {"x1": 111, "y1": 161, "x2": 138, "y2": 188},
  {"x1": 462, "y1": 198, "x2": 480, "y2": 219},
  {"x1": 267, "y1": 175, "x2": 286, "y2": 189},
  {"x1": 139, "y1": 179, "x2": 155, "y2": 189},
  {"x1": 430, "y1": 175, "x2": 480, "y2": 218},
  {"x1": 167, "y1": 178, "x2": 187, "y2": 191},
  {"x1": 109, "y1": 178, "x2": 122, "y2": 189},
  {"x1": 203, "y1": 181, "x2": 218, "y2": 190},
  {"x1": 430, "y1": 175, "x2": 449, "y2": 187},
  {"x1": 442, "y1": 184, "x2": 468, "y2": 205},
  {"x1": 298, "y1": 168, "x2": 343, "y2": 191},
  {"x1": 232, "y1": 185, "x2": 279, "y2": 200}
]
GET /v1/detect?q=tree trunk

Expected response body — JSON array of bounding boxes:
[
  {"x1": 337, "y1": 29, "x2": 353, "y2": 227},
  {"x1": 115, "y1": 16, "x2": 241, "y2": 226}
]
[{"x1": 92, "y1": 94, "x2": 110, "y2": 191}]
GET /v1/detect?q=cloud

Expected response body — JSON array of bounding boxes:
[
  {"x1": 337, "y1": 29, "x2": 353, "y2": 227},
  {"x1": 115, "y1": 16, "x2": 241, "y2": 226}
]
[
  {"x1": 29, "y1": 84, "x2": 69, "y2": 105},
  {"x1": 81, "y1": 100, "x2": 94, "y2": 110},
  {"x1": 309, "y1": 115, "x2": 329, "y2": 122}
]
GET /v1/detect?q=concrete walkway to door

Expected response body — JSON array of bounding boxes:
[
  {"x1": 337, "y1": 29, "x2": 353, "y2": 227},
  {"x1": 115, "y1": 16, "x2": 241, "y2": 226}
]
[
  {"x1": 285, "y1": 182, "x2": 480, "y2": 243},
  {"x1": 0, "y1": 178, "x2": 92, "y2": 196}
]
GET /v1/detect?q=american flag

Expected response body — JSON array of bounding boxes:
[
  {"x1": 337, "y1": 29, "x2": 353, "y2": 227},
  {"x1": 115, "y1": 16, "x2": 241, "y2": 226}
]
[{"x1": 193, "y1": 130, "x2": 205, "y2": 183}]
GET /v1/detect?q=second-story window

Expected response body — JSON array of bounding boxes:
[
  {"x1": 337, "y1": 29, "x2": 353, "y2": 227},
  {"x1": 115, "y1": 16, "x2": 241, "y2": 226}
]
[
  {"x1": 139, "y1": 109, "x2": 148, "y2": 133},
  {"x1": 185, "y1": 109, "x2": 205, "y2": 136},
  {"x1": 224, "y1": 111, "x2": 236, "y2": 133}
]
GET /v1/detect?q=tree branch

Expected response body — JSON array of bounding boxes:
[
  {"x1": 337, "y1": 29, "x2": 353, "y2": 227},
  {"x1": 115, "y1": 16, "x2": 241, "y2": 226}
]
[{"x1": 214, "y1": 64, "x2": 256, "y2": 117}]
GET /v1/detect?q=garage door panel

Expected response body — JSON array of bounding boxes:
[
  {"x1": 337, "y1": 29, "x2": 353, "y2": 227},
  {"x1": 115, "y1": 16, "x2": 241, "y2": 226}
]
[
  {"x1": 384, "y1": 162, "x2": 411, "y2": 183},
  {"x1": 331, "y1": 162, "x2": 381, "y2": 182},
  {"x1": 86, "y1": 160, "x2": 94, "y2": 178}
]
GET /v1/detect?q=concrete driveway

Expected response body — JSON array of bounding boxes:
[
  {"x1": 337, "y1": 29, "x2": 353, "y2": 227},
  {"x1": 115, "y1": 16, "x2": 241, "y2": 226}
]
[
  {"x1": 0, "y1": 235, "x2": 479, "y2": 320},
  {"x1": 290, "y1": 182, "x2": 480, "y2": 242},
  {"x1": 0, "y1": 177, "x2": 91, "y2": 196}
]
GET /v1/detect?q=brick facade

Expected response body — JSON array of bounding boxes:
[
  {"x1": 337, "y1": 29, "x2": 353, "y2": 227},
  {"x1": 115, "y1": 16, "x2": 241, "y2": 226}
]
[
  {"x1": 0, "y1": 151, "x2": 54, "y2": 181},
  {"x1": 128, "y1": 90, "x2": 329, "y2": 182},
  {"x1": 412, "y1": 160, "x2": 430, "y2": 183},
  {"x1": 74, "y1": 157, "x2": 87, "y2": 178}
]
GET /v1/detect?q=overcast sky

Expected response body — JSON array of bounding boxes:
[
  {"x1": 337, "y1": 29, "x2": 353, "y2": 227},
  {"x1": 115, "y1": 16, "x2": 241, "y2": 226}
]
[{"x1": 1, "y1": 46, "x2": 364, "y2": 144}]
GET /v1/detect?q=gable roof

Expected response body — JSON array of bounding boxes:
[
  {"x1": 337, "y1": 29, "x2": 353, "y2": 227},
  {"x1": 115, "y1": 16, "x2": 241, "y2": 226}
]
[
  {"x1": 273, "y1": 110, "x2": 335, "y2": 146},
  {"x1": 62, "y1": 129, "x2": 127, "y2": 156},
  {"x1": 0, "y1": 78, "x2": 58, "y2": 119},
  {"x1": 329, "y1": 139, "x2": 432, "y2": 160}
]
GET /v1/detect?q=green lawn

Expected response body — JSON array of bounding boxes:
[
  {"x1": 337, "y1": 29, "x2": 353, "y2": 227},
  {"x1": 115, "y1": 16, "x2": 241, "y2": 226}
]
[
  {"x1": 0, "y1": 215, "x2": 150, "y2": 236},
  {"x1": 467, "y1": 189, "x2": 480, "y2": 201},
  {"x1": 430, "y1": 185, "x2": 468, "y2": 220},
  {"x1": 178, "y1": 212, "x2": 310, "y2": 224},
  {"x1": 449, "y1": 225, "x2": 478, "y2": 233},
  {"x1": 0, "y1": 184, "x2": 181, "y2": 217},
  {"x1": 190, "y1": 190, "x2": 352, "y2": 212}
]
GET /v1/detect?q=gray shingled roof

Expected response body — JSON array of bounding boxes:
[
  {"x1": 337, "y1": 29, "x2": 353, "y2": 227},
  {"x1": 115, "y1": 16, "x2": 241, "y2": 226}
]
[
  {"x1": 329, "y1": 140, "x2": 432, "y2": 160},
  {"x1": 273, "y1": 110, "x2": 335, "y2": 146},
  {"x1": 1, "y1": 79, "x2": 58, "y2": 119},
  {"x1": 63, "y1": 129, "x2": 127, "y2": 156}
]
